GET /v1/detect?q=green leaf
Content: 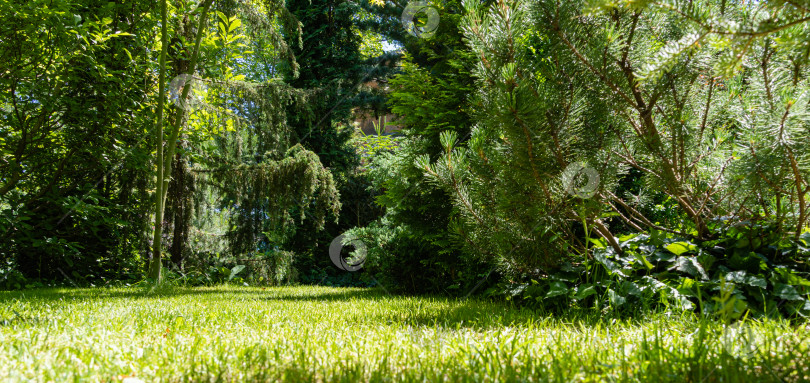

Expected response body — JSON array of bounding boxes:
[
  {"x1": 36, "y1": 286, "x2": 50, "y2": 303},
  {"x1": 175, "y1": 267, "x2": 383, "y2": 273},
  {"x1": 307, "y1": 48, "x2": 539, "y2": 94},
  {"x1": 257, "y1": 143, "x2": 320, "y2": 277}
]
[
  {"x1": 735, "y1": 238, "x2": 750, "y2": 249},
  {"x1": 747, "y1": 275, "x2": 768, "y2": 289},
  {"x1": 228, "y1": 265, "x2": 246, "y2": 281},
  {"x1": 228, "y1": 18, "x2": 241, "y2": 33},
  {"x1": 122, "y1": 48, "x2": 132, "y2": 62},
  {"x1": 621, "y1": 281, "x2": 642, "y2": 296},
  {"x1": 217, "y1": 11, "x2": 228, "y2": 24},
  {"x1": 774, "y1": 283, "x2": 802, "y2": 301},
  {"x1": 678, "y1": 277, "x2": 697, "y2": 296},
  {"x1": 665, "y1": 241, "x2": 696, "y2": 256},
  {"x1": 671, "y1": 256, "x2": 708, "y2": 280},
  {"x1": 634, "y1": 252, "x2": 654, "y2": 270},
  {"x1": 588, "y1": 237, "x2": 607, "y2": 249},
  {"x1": 608, "y1": 288, "x2": 626, "y2": 307},
  {"x1": 774, "y1": 268, "x2": 810, "y2": 287},
  {"x1": 800, "y1": 231, "x2": 810, "y2": 246},
  {"x1": 545, "y1": 281, "x2": 569, "y2": 298},
  {"x1": 725, "y1": 271, "x2": 767, "y2": 289},
  {"x1": 725, "y1": 270, "x2": 747, "y2": 284},
  {"x1": 595, "y1": 252, "x2": 619, "y2": 272},
  {"x1": 574, "y1": 285, "x2": 597, "y2": 300}
]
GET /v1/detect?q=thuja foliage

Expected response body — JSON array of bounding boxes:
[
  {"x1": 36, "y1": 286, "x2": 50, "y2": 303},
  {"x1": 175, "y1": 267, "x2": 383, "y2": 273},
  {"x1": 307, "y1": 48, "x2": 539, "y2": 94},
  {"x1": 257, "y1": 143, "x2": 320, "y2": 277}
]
[
  {"x1": 344, "y1": 0, "x2": 497, "y2": 294},
  {"x1": 415, "y1": 0, "x2": 810, "y2": 315}
]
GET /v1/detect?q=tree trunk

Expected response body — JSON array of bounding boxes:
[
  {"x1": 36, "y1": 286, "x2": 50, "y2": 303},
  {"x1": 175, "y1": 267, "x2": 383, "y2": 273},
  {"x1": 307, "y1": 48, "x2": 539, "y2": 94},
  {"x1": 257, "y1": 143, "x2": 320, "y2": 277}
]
[
  {"x1": 148, "y1": 0, "x2": 215, "y2": 282},
  {"x1": 169, "y1": 151, "x2": 193, "y2": 270},
  {"x1": 148, "y1": 0, "x2": 169, "y2": 282}
]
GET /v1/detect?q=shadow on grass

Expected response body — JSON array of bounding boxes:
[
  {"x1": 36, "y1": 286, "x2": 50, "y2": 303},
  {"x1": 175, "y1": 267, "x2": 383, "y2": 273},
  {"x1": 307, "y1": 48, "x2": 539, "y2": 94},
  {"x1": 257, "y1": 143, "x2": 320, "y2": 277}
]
[
  {"x1": 0, "y1": 285, "x2": 386, "y2": 302},
  {"x1": 0, "y1": 285, "x2": 558, "y2": 329}
]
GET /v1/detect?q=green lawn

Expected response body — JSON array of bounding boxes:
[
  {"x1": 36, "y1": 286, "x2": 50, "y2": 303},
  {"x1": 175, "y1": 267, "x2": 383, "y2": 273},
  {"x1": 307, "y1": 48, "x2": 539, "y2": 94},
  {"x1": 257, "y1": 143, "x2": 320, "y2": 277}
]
[{"x1": 0, "y1": 285, "x2": 808, "y2": 382}]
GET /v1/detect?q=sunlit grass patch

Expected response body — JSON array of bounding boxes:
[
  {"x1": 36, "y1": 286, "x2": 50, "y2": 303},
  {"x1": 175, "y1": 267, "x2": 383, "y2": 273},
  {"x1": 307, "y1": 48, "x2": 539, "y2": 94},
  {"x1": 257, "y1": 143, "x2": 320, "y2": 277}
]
[{"x1": 0, "y1": 285, "x2": 807, "y2": 382}]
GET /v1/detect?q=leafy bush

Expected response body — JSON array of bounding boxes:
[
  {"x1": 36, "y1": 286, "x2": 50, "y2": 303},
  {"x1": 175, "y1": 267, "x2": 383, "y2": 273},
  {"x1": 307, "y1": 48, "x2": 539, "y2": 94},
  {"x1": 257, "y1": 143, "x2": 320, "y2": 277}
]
[
  {"x1": 0, "y1": 0, "x2": 155, "y2": 284},
  {"x1": 494, "y1": 226, "x2": 810, "y2": 318},
  {"x1": 345, "y1": 152, "x2": 492, "y2": 294},
  {"x1": 168, "y1": 248, "x2": 298, "y2": 287},
  {"x1": 344, "y1": 1, "x2": 492, "y2": 295},
  {"x1": 0, "y1": 269, "x2": 28, "y2": 291}
]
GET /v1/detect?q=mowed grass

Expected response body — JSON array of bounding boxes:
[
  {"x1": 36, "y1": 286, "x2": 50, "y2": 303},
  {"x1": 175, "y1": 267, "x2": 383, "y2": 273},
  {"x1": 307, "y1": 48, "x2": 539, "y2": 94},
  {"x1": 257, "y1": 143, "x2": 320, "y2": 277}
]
[{"x1": 0, "y1": 285, "x2": 808, "y2": 382}]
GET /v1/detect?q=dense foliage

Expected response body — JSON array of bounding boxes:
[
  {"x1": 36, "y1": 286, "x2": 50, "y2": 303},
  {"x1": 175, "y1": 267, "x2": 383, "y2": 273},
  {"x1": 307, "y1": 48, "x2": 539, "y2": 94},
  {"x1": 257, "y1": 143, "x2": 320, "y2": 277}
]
[
  {"x1": 411, "y1": 0, "x2": 810, "y2": 315},
  {"x1": 1, "y1": 0, "x2": 158, "y2": 283},
  {"x1": 344, "y1": 0, "x2": 496, "y2": 294}
]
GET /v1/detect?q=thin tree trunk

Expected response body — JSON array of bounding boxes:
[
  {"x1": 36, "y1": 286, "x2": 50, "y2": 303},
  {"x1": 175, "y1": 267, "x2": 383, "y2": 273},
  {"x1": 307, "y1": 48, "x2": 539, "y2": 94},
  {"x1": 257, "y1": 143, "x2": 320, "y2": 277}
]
[
  {"x1": 149, "y1": 0, "x2": 215, "y2": 282},
  {"x1": 169, "y1": 151, "x2": 192, "y2": 269},
  {"x1": 148, "y1": 0, "x2": 169, "y2": 282}
]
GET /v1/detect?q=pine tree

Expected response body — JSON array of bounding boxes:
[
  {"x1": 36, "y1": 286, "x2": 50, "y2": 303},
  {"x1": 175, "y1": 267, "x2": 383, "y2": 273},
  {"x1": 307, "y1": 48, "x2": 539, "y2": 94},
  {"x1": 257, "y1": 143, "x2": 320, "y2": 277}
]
[
  {"x1": 582, "y1": 0, "x2": 810, "y2": 239},
  {"x1": 419, "y1": 0, "x2": 810, "y2": 279}
]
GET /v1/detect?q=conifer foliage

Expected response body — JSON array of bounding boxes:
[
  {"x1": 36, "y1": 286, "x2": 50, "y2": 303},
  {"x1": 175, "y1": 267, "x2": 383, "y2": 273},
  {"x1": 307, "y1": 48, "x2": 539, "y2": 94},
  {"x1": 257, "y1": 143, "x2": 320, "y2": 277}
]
[{"x1": 419, "y1": 0, "x2": 810, "y2": 281}]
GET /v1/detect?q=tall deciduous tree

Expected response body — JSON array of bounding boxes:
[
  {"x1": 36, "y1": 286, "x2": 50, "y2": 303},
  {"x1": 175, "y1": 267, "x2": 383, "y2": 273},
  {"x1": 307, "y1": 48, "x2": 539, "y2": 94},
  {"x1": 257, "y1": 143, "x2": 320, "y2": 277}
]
[{"x1": 1, "y1": 0, "x2": 157, "y2": 281}]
